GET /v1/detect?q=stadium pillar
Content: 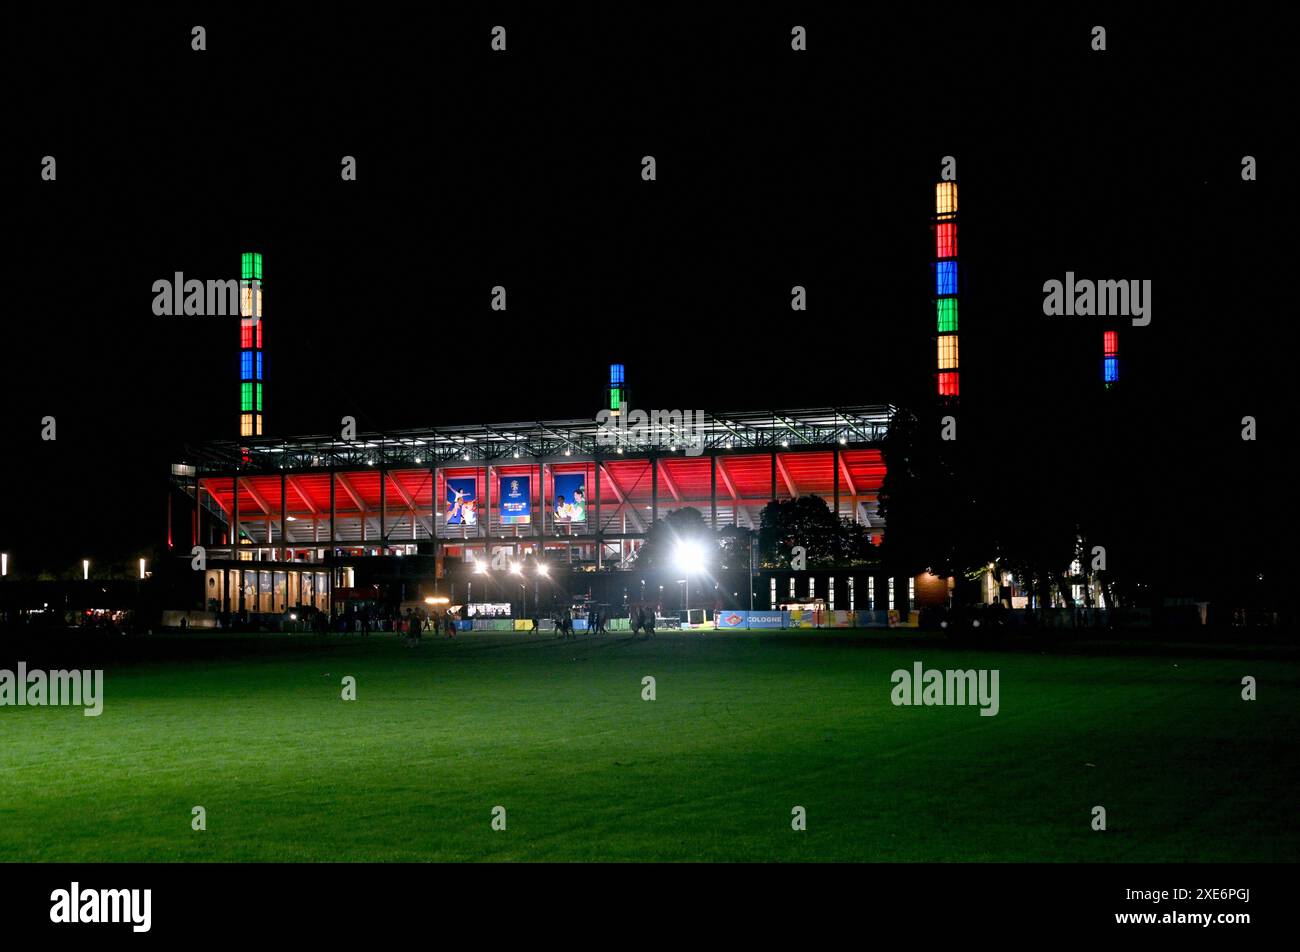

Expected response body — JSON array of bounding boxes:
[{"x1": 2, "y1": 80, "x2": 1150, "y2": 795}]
[
  {"x1": 833, "y1": 446, "x2": 840, "y2": 521},
  {"x1": 770, "y1": 450, "x2": 777, "y2": 501},
  {"x1": 594, "y1": 460, "x2": 602, "y2": 569},
  {"x1": 379, "y1": 462, "x2": 387, "y2": 549},
  {"x1": 430, "y1": 461, "x2": 438, "y2": 551},
  {"x1": 232, "y1": 474, "x2": 240, "y2": 561},
  {"x1": 710, "y1": 454, "x2": 717, "y2": 529},
  {"x1": 651, "y1": 456, "x2": 659, "y2": 524},
  {"x1": 280, "y1": 470, "x2": 287, "y2": 562},
  {"x1": 329, "y1": 469, "x2": 337, "y2": 548},
  {"x1": 484, "y1": 465, "x2": 492, "y2": 543},
  {"x1": 535, "y1": 460, "x2": 543, "y2": 554},
  {"x1": 193, "y1": 472, "x2": 201, "y2": 550}
]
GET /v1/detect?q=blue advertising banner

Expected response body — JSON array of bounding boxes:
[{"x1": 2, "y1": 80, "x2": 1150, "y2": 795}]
[
  {"x1": 552, "y1": 473, "x2": 587, "y2": 523},
  {"x1": 715, "y1": 610, "x2": 788, "y2": 629},
  {"x1": 500, "y1": 475, "x2": 532, "y2": 525},
  {"x1": 445, "y1": 477, "x2": 479, "y2": 526}
]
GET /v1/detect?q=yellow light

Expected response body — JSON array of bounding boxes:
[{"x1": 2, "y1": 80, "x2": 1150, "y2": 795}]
[
  {"x1": 241, "y1": 413, "x2": 254, "y2": 437},
  {"x1": 425, "y1": 596, "x2": 450, "y2": 605},
  {"x1": 83, "y1": 559, "x2": 90, "y2": 580},
  {"x1": 139, "y1": 558, "x2": 147, "y2": 579},
  {"x1": 936, "y1": 182, "x2": 958, "y2": 218},
  {"x1": 938, "y1": 335, "x2": 959, "y2": 369}
]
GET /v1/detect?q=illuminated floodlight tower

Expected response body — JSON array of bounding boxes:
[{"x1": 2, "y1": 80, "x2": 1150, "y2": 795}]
[
  {"x1": 934, "y1": 182, "x2": 960, "y2": 400},
  {"x1": 607, "y1": 363, "x2": 626, "y2": 417},
  {"x1": 239, "y1": 252, "x2": 264, "y2": 437}
]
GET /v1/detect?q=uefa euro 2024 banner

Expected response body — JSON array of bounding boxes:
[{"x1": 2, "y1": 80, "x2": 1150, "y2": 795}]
[
  {"x1": 500, "y1": 475, "x2": 532, "y2": 525},
  {"x1": 446, "y1": 477, "x2": 478, "y2": 526},
  {"x1": 552, "y1": 473, "x2": 586, "y2": 523}
]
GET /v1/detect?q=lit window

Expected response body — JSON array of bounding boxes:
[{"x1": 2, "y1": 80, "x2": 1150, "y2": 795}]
[
  {"x1": 256, "y1": 352, "x2": 263, "y2": 380},
  {"x1": 241, "y1": 252, "x2": 262, "y2": 281},
  {"x1": 1103, "y1": 331, "x2": 1118, "y2": 356},
  {"x1": 241, "y1": 351, "x2": 254, "y2": 380},
  {"x1": 908, "y1": 578, "x2": 915, "y2": 610},
  {"x1": 938, "y1": 371, "x2": 960, "y2": 396},
  {"x1": 888, "y1": 577, "x2": 896, "y2": 610},
  {"x1": 255, "y1": 414, "x2": 263, "y2": 436},
  {"x1": 610, "y1": 364, "x2": 625, "y2": 385},
  {"x1": 868, "y1": 577, "x2": 875, "y2": 611},
  {"x1": 847, "y1": 576, "x2": 855, "y2": 611},
  {"x1": 935, "y1": 261, "x2": 958, "y2": 295},
  {"x1": 241, "y1": 383, "x2": 254, "y2": 412},
  {"x1": 610, "y1": 388, "x2": 622, "y2": 411},
  {"x1": 769, "y1": 578, "x2": 776, "y2": 608},
  {"x1": 937, "y1": 298, "x2": 958, "y2": 332},
  {"x1": 1104, "y1": 357, "x2": 1119, "y2": 382},
  {"x1": 256, "y1": 383, "x2": 263, "y2": 412},
  {"x1": 828, "y1": 577, "x2": 835, "y2": 610},
  {"x1": 935, "y1": 182, "x2": 958, "y2": 218},
  {"x1": 241, "y1": 320, "x2": 255, "y2": 349},
  {"x1": 241, "y1": 413, "x2": 254, "y2": 436},
  {"x1": 937, "y1": 335, "x2": 959, "y2": 369},
  {"x1": 936, "y1": 222, "x2": 957, "y2": 258}
]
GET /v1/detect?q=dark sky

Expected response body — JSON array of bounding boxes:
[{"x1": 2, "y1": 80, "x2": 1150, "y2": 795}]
[{"x1": 2, "y1": 8, "x2": 1289, "y2": 570}]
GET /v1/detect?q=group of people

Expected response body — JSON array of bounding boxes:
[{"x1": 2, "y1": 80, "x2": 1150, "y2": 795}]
[{"x1": 548, "y1": 605, "x2": 608, "y2": 639}]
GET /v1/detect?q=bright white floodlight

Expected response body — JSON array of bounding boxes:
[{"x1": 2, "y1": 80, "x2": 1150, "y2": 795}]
[
  {"x1": 674, "y1": 540, "x2": 705, "y2": 574},
  {"x1": 536, "y1": 563, "x2": 549, "y2": 577},
  {"x1": 509, "y1": 562, "x2": 523, "y2": 576}
]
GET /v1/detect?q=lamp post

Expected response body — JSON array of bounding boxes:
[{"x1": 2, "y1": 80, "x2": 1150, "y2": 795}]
[{"x1": 82, "y1": 559, "x2": 90, "y2": 581}]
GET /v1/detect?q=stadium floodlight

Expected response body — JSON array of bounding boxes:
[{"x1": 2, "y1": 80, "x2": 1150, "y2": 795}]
[
  {"x1": 139, "y1": 558, "x2": 147, "y2": 579},
  {"x1": 536, "y1": 563, "x2": 549, "y2": 577},
  {"x1": 473, "y1": 560, "x2": 488, "y2": 575},
  {"x1": 1, "y1": 552, "x2": 7, "y2": 576},
  {"x1": 509, "y1": 562, "x2": 523, "y2": 576},
  {"x1": 674, "y1": 540, "x2": 705, "y2": 575},
  {"x1": 82, "y1": 559, "x2": 90, "y2": 580}
]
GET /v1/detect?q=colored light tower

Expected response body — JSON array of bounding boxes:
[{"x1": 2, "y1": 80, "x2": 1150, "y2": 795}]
[
  {"x1": 1103, "y1": 329, "x2": 1119, "y2": 389},
  {"x1": 239, "y1": 252, "x2": 264, "y2": 437},
  {"x1": 934, "y1": 182, "x2": 960, "y2": 399},
  {"x1": 608, "y1": 363, "x2": 626, "y2": 417}
]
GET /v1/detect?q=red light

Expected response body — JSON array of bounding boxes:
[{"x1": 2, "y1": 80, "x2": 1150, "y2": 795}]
[
  {"x1": 1103, "y1": 331, "x2": 1118, "y2": 355},
  {"x1": 936, "y1": 223, "x2": 957, "y2": 258},
  {"x1": 938, "y1": 371, "x2": 960, "y2": 396}
]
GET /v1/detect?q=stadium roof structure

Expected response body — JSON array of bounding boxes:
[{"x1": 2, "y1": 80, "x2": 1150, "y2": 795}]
[{"x1": 178, "y1": 406, "x2": 895, "y2": 473}]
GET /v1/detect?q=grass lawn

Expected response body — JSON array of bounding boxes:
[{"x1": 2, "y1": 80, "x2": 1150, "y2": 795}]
[{"x1": 1, "y1": 628, "x2": 1296, "y2": 862}]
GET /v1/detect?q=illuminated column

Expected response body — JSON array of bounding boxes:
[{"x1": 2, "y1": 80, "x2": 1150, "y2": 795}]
[
  {"x1": 608, "y1": 363, "x2": 626, "y2": 417},
  {"x1": 1103, "y1": 329, "x2": 1119, "y2": 389},
  {"x1": 239, "y1": 252, "x2": 264, "y2": 437},
  {"x1": 934, "y1": 182, "x2": 960, "y2": 399}
]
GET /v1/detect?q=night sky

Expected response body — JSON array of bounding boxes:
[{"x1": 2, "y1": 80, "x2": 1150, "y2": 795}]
[{"x1": 2, "y1": 9, "x2": 1289, "y2": 575}]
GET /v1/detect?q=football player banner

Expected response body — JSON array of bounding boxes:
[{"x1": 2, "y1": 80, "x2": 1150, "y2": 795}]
[
  {"x1": 500, "y1": 475, "x2": 532, "y2": 525},
  {"x1": 445, "y1": 477, "x2": 479, "y2": 526},
  {"x1": 552, "y1": 473, "x2": 587, "y2": 523}
]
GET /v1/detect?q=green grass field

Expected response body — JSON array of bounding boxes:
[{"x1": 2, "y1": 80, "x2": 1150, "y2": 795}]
[{"x1": 1, "y1": 628, "x2": 1296, "y2": 862}]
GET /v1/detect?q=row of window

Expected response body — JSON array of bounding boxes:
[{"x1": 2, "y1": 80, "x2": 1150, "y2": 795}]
[
  {"x1": 936, "y1": 222, "x2": 957, "y2": 259},
  {"x1": 768, "y1": 576, "x2": 912, "y2": 611},
  {"x1": 935, "y1": 182, "x2": 958, "y2": 218},
  {"x1": 240, "y1": 412, "x2": 264, "y2": 437}
]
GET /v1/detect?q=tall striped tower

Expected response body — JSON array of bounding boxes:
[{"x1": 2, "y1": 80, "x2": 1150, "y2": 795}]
[
  {"x1": 934, "y1": 181, "x2": 960, "y2": 399},
  {"x1": 1102, "y1": 329, "x2": 1119, "y2": 389},
  {"x1": 239, "y1": 252, "x2": 264, "y2": 436}
]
